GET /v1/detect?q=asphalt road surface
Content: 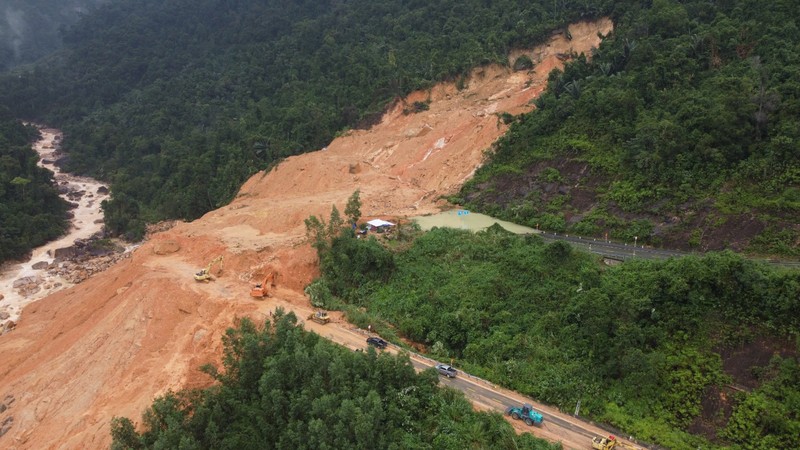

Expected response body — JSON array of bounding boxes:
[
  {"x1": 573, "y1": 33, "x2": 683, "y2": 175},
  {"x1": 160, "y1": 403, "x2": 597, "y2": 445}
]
[
  {"x1": 405, "y1": 352, "x2": 650, "y2": 450},
  {"x1": 535, "y1": 231, "x2": 800, "y2": 269},
  {"x1": 280, "y1": 291, "x2": 652, "y2": 450}
]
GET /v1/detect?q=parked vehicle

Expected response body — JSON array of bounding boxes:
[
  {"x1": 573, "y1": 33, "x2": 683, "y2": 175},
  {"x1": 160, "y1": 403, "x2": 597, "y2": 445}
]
[
  {"x1": 435, "y1": 363, "x2": 457, "y2": 378},
  {"x1": 366, "y1": 337, "x2": 388, "y2": 349}
]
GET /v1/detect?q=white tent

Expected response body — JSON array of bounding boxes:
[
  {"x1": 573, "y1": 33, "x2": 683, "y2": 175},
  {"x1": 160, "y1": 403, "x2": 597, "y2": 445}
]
[{"x1": 366, "y1": 219, "x2": 395, "y2": 228}]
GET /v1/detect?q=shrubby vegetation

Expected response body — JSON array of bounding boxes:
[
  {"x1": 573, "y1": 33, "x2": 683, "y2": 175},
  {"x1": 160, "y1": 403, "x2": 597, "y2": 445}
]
[
  {"x1": 111, "y1": 311, "x2": 559, "y2": 450},
  {"x1": 0, "y1": 0, "x2": 594, "y2": 240},
  {"x1": 0, "y1": 111, "x2": 69, "y2": 263},
  {"x1": 312, "y1": 222, "x2": 800, "y2": 449},
  {"x1": 457, "y1": 0, "x2": 800, "y2": 256}
]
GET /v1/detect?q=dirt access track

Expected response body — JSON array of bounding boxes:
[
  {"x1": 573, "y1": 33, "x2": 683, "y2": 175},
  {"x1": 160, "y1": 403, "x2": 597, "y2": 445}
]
[{"x1": 0, "y1": 19, "x2": 614, "y2": 449}]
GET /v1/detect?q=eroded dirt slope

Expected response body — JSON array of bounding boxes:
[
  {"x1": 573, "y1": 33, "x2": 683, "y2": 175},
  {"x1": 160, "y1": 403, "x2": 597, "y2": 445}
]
[{"x1": 0, "y1": 19, "x2": 612, "y2": 449}]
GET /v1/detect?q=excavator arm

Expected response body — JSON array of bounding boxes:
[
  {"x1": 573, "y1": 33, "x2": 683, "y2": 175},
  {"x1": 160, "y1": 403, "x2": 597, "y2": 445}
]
[
  {"x1": 194, "y1": 256, "x2": 223, "y2": 282},
  {"x1": 250, "y1": 271, "x2": 276, "y2": 297}
]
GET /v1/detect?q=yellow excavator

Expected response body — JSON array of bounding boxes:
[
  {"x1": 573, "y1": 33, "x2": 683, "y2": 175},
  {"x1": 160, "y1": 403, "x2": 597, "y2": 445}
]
[
  {"x1": 250, "y1": 271, "x2": 276, "y2": 298},
  {"x1": 194, "y1": 256, "x2": 223, "y2": 282}
]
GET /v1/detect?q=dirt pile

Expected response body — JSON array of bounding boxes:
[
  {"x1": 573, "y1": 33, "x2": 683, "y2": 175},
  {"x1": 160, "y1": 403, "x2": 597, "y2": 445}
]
[{"x1": 0, "y1": 19, "x2": 612, "y2": 449}]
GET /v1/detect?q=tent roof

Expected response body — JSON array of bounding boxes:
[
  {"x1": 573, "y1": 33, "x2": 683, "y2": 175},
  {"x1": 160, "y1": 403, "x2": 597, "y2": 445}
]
[{"x1": 366, "y1": 219, "x2": 395, "y2": 227}]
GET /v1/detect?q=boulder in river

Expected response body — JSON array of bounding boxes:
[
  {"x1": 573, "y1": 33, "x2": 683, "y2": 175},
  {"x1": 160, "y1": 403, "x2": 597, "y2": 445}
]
[
  {"x1": 97, "y1": 186, "x2": 109, "y2": 194},
  {"x1": 54, "y1": 155, "x2": 70, "y2": 169},
  {"x1": 12, "y1": 276, "x2": 36, "y2": 289},
  {"x1": 32, "y1": 261, "x2": 49, "y2": 270},
  {"x1": 66, "y1": 190, "x2": 85, "y2": 201},
  {"x1": 53, "y1": 247, "x2": 78, "y2": 260}
]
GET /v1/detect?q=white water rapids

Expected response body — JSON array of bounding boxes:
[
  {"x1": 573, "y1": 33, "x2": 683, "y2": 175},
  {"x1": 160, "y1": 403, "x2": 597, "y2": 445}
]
[{"x1": 0, "y1": 127, "x2": 110, "y2": 324}]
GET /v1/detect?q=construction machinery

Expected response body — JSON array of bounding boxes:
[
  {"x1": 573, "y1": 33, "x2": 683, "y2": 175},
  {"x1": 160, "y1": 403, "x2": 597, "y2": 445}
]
[
  {"x1": 505, "y1": 403, "x2": 544, "y2": 426},
  {"x1": 591, "y1": 435, "x2": 640, "y2": 450},
  {"x1": 194, "y1": 256, "x2": 223, "y2": 282},
  {"x1": 250, "y1": 271, "x2": 276, "y2": 298},
  {"x1": 308, "y1": 310, "x2": 330, "y2": 324}
]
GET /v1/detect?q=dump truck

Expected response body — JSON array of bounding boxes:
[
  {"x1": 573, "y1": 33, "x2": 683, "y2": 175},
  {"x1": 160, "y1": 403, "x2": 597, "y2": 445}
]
[
  {"x1": 505, "y1": 403, "x2": 543, "y2": 426},
  {"x1": 308, "y1": 311, "x2": 330, "y2": 324},
  {"x1": 194, "y1": 256, "x2": 223, "y2": 282}
]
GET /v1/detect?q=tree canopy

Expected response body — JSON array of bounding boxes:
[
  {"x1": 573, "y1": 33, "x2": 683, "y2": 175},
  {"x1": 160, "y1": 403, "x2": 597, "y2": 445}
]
[
  {"x1": 0, "y1": 0, "x2": 110, "y2": 71},
  {"x1": 314, "y1": 226, "x2": 800, "y2": 449},
  {"x1": 457, "y1": 0, "x2": 800, "y2": 257},
  {"x1": 111, "y1": 311, "x2": 559, "y2": 450},
  {"x1": 0, "y1": 112, "x2": 69, "y2": 263},
  {"x1": 0, "y1": 0, "x2": 590, "y2": 240}
]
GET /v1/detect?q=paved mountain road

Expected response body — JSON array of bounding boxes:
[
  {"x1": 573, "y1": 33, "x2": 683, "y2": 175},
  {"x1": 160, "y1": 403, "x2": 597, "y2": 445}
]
[
  {"x1": 298, "y1": 309, "x2": 649, "y2": 450},
  {"x1": 537, "y1": 231, "x2": 800, "y2": 269},
  {"x1": 404, "y1": 349, "x2": 648, "y2": 450}
]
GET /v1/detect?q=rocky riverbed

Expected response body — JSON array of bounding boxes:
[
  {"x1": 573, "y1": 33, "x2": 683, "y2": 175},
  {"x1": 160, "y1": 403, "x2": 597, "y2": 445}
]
[{"x1": 0, "y1": 127, "x2": 130, "y2": 332}]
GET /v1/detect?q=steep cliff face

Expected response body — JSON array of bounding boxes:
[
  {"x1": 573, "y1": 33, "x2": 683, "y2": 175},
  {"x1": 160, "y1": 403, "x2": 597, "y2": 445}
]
[{"x1": 0, "y1": 19, "x2": 611, "y2": 448}]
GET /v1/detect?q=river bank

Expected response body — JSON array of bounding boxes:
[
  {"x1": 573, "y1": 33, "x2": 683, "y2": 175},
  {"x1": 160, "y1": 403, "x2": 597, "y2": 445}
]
[{"x1": 0, "y1": 127, "x2": 128, "y2": 330}]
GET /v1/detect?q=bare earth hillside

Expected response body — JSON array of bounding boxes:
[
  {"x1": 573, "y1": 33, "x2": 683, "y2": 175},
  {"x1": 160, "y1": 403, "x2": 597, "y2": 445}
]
[{"x1": 0, "y1": 19, "x2": 612, "y2": 449}]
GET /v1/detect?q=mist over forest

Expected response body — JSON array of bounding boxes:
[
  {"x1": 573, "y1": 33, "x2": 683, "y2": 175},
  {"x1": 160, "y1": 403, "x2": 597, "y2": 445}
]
[{"x1": 0, "y1": 0, "x2": 110, "y2": 71}]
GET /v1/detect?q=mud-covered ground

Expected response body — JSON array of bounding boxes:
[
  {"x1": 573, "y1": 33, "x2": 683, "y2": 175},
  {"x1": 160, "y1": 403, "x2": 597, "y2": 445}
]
[{"x1": 0, "y1": 19, "x2": 613, "y2": 449}]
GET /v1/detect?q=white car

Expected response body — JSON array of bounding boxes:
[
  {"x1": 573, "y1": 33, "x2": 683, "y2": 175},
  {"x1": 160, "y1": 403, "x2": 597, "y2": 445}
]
[{"x1": 435, "y1": 364, "x2": 457, "y2": 378}]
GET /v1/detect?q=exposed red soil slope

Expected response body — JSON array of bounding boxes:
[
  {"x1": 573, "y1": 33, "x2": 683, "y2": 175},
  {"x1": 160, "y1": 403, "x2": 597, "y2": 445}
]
[{"x1": 0, "y1": 19, "x2": 612, "y2": 449}]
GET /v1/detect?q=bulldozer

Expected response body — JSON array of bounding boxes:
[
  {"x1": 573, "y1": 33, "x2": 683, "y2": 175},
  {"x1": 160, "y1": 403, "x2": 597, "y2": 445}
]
[
  {"x1": 591, "y1": 435, "x2": 639, "y2": 450},
  {"x1": 308, "y1": 310, "x2": 330, "y2": 324},
  {"x1": 194, "y1": 256, "x2": 223, "y2": 282},
  {"x1": 250, "y1": 271, "x2": 276, "y2": 298}
]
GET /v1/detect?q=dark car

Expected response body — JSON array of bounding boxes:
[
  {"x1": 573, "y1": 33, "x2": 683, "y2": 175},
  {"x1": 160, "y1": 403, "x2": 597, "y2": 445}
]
[
  {"x1": 366, "y1": 337, "x2": 388, "y2": 349},
  {"x1": 435, "y1": 363, "x2": 458, "y2": 378}
]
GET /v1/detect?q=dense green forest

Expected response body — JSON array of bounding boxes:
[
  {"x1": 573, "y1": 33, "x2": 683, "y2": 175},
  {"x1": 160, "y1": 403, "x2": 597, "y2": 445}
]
[
  {"x1": 0, "y1": 112, "x2": 69, "y2": 263},
  {"x1": 110, "y1": 312, "x2": 559, "y2": 450},
  {"x1": 0, "y1": 0, "x2": 110, "y2": 71},
  {"x1": 307, "y1": 216, "x2": 800, "y2": 449},
  {"x1": 1, "y1": 1, "x2": 797, "y2": 253},
  {"x1": 0, "y1": 0, "x2": 601, "y2": 239},
  {"x1": 456, "y1": 0, "x2": 800, "y2": 257}
]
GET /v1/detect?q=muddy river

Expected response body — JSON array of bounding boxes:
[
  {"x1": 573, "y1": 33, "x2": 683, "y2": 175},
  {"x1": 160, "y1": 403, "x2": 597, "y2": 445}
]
[{"x1": 0, "y1": 127, "x2": 110, "y2": 324}]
